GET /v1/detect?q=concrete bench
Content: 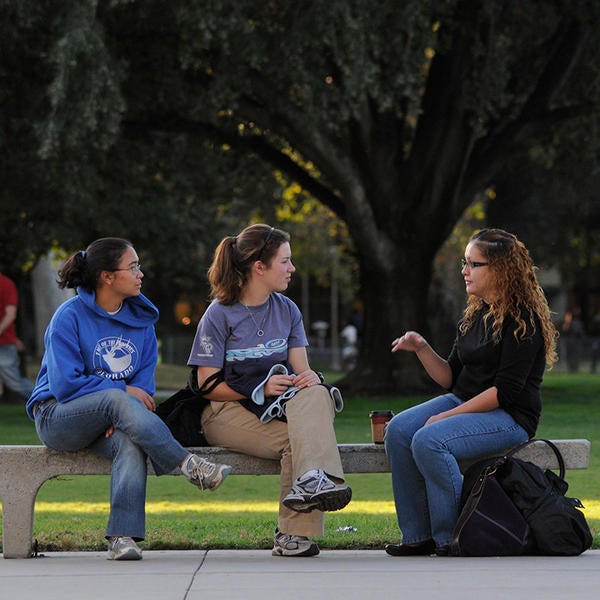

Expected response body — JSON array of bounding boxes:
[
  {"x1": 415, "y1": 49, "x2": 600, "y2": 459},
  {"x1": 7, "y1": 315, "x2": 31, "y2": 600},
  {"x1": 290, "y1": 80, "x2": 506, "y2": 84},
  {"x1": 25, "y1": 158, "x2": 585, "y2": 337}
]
[{"x1": 0, "y1": 439, "x2": 591, "y2": 559}]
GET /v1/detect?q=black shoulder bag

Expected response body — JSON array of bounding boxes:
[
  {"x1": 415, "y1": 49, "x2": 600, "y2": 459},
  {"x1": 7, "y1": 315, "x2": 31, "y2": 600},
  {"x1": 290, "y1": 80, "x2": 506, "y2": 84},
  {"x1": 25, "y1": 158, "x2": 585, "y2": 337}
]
[
  {"x1": 155, "y1": 367, "x2": 223, "y2": 446},
  {"x1": 451, "y1": 438, "x2": 592, "y2": 557}
]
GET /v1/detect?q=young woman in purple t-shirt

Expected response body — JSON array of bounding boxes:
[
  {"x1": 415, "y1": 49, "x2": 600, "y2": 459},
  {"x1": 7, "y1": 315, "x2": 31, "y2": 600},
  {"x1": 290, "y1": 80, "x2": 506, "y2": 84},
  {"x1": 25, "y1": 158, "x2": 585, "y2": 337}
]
[{"x1": 188, "y1": 223, "x2": 352, "y2": 557}]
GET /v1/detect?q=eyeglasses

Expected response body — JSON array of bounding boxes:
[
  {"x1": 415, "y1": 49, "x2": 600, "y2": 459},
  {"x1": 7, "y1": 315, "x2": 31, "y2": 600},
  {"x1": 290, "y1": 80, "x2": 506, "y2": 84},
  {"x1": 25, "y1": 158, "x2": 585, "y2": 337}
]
[
  {"x1": 113, "y1": 264, "x2": 142, "y2": 274},
  {"x1": 460, "y1": 258, "x2": 489, "y2": 270},
  {"x1": 257, "y1": 227, "x2": 275, "y2": 262}
]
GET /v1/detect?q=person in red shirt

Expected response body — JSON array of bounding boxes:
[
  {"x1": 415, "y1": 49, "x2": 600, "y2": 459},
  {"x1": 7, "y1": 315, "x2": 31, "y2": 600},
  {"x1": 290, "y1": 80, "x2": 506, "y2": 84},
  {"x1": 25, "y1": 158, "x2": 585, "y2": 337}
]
[{"x1": 0, "y1": 272, "x2": 35, "y2": 400}]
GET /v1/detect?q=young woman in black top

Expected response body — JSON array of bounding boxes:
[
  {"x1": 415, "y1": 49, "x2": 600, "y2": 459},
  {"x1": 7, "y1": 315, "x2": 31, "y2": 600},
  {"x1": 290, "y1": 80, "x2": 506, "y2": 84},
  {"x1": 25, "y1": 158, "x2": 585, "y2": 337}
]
[{"x1": 384, "y1": 229, "x2": 557, "y2": 557}]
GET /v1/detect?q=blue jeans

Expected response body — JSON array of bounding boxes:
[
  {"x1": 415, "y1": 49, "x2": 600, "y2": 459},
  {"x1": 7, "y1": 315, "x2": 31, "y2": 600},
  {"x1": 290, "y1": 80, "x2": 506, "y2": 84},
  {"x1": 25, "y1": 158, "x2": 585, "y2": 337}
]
[
  {"x1": 0, "y1": 344, "x2": 34, "y2": 398},
  {"x1": 34, "y1": 389, "x2": 190, "y2": 540},
  {"x1": 384, "y1": 393, "x2": 529, "y2": 547}
]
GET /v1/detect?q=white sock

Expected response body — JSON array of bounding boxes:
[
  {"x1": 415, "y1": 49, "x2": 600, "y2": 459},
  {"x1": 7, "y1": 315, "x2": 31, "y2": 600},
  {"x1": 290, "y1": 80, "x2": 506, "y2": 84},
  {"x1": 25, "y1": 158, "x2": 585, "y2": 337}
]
[{"x1": 180, "y1": 453, "x2": 194, "y2": 477}]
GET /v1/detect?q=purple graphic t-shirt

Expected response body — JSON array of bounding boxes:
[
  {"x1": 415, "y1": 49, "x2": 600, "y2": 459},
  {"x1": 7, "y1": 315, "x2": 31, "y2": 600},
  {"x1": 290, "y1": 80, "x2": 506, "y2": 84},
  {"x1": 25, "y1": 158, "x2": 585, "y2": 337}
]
[{"x1": 187, "y1": 292, "x2": 308, "y2": 399}]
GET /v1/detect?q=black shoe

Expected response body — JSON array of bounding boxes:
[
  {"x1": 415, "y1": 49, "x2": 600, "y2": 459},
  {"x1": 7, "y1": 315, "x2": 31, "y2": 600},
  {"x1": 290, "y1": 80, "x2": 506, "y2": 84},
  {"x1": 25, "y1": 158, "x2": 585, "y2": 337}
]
[
  {"x1": 435, "y1": 545, "x2": 450, "y2": 556},
  {"x1": 385, "y1": 539, "x2": 436, "y2": 556}
]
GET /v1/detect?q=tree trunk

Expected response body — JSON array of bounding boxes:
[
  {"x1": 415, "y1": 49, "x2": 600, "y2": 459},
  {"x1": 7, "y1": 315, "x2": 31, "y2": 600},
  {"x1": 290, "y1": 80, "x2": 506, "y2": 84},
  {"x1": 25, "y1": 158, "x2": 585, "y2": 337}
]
[{"x1": 338, "y1": 228, "x2": 443, "y2": 395}]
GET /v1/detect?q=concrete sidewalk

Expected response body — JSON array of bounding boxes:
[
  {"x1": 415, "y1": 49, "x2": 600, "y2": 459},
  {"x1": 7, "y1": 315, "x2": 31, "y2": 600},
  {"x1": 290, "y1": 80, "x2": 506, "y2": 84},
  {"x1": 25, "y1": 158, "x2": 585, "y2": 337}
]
[{"x1": 1, "y1": 549, "x2": 598, "y2": 600}]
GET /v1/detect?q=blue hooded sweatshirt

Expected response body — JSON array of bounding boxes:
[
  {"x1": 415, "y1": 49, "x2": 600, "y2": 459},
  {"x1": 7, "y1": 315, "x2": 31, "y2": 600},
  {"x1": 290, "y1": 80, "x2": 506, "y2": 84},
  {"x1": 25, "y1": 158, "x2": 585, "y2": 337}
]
[{"x1": 26, "y1": 287, "x2": 159, "y2": 419}]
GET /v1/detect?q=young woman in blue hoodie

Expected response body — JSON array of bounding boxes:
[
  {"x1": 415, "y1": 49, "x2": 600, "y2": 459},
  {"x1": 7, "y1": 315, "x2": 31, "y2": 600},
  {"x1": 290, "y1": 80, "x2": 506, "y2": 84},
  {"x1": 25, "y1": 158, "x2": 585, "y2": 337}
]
[{"x1": 26, "y1": 237, "x2": 232, "y2": 560}]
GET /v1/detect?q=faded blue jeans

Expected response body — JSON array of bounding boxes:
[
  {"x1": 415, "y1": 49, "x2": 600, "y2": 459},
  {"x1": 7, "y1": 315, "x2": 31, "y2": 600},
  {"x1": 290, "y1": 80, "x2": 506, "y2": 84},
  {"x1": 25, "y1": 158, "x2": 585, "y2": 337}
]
[
  {"x1": 34, "y1": 389, "x2": 190, "y2": 541},
  {"x1": 384, "y1": 393, "x2": 529, "y2": 548}
]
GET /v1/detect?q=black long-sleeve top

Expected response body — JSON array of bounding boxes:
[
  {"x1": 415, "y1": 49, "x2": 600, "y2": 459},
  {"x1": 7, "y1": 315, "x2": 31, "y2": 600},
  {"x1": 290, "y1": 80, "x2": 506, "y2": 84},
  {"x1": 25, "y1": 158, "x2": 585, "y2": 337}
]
[{"x1": 447, "y1": 306, "x2": 545, "y2": 438}]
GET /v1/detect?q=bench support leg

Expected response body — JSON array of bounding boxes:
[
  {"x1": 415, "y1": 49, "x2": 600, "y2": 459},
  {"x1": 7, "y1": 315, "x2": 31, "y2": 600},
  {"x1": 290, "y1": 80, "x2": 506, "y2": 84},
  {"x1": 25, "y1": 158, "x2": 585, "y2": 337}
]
[{"x1": 1, "y1": 473, "x2": 47, "y2": 558}]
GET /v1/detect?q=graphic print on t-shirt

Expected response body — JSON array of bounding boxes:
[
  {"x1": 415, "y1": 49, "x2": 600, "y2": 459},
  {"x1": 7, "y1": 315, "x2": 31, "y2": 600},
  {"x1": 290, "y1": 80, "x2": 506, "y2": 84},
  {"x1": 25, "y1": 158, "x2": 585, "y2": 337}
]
[
  {"x1": 194, "y1": 335, "x2": 214, "y2": 358},
  {"x1": 226, "y1": 338, "x2": 288, "y2": 362}
]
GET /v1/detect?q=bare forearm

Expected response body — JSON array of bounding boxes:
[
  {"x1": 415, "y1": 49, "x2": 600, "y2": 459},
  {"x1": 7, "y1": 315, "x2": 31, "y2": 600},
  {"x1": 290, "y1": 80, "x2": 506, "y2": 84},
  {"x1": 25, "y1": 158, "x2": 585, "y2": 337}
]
[
  {"x1": 415, "y1": 344, "x2": 453, "y2": 389},
  {"x1": 391, "y1": 331, "x2": 452, "y2": 388},
  {"x1": 424, "y1": 387, "x2": 500, "y2": 426},
  {"x1": 196, "y1": 367, "x2": 245, "y2": 402},
  {"x1": 204, "y1": 381, "x2": 246, "y2": 402},
  {"x1": 463, "y1": 387, "x2": 499, "y2": 412},
  {"x1": 442, "y1": 387, "x2": 499, "y2": 418}
]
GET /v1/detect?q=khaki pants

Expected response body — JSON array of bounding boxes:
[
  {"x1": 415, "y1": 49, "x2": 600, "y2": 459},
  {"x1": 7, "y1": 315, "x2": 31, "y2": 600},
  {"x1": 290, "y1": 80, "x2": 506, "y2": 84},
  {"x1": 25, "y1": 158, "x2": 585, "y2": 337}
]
[{"x1": 201, "y1": 385, "x2": 345, "y2": 538}]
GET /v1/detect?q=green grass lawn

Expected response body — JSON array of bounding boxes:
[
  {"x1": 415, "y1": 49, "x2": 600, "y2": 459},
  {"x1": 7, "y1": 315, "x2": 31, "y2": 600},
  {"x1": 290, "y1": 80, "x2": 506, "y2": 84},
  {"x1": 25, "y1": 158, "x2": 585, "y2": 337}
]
[{"x1": 1, "y1": 369, "x2": 598, "y2": 552}]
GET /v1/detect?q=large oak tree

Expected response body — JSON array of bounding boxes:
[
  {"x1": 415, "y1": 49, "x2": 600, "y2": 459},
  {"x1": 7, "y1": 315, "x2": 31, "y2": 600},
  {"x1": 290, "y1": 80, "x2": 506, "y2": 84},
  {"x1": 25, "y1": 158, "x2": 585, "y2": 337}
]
[{"x1": 2, "y1": 1, "x2": 599, "y2": 391}]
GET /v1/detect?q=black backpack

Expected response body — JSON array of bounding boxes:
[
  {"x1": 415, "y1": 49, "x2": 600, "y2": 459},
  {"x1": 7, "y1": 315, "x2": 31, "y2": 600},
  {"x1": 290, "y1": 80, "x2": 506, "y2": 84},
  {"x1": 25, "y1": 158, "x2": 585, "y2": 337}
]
[
  {"x1": 155, "y1": 368, "x2": 223, "y2": 447},
  {"x1": 453, "y1": 439, "x2": 592, "y2": 556}
]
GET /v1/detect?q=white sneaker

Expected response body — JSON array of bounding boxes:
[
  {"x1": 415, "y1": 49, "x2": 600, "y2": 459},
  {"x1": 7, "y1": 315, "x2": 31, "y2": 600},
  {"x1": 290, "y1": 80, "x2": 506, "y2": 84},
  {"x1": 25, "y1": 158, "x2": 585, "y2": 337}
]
[
  {"x1": 182, "y1": 454, "x2": 232, "y2": 491},
  {"x1": 272, "y1": 528, "x2": 320, "y2": 557},
  {"x1": 107, "y1": 536, "x2": 142, "y2": 561},
  {"x1": 283, "y1": 469, "x2": 352, "y2": 513}
]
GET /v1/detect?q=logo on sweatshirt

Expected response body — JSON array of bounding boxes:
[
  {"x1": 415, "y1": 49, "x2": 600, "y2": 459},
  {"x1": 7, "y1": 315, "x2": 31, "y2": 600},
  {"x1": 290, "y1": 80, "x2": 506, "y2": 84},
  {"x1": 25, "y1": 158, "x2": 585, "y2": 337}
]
[{"x1": 94, "y1": 336, "x2": 137, "y2": 379}]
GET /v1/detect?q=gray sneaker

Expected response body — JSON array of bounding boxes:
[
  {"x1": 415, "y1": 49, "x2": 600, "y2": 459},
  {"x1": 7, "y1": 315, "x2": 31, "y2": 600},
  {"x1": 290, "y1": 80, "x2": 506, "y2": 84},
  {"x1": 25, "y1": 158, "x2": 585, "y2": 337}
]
[
  {"x1": 182, "y1": 454, "x2": 232, "y2": 491},
  {"x1": 272, "y1": 528, "x2": 320, "y2": 557},
  {"x1": 107, "y1": 536, "x2": 142, "y2": 561},
  {"x1": 283, "y1": 469, "x2": 352, "y2": 513}
]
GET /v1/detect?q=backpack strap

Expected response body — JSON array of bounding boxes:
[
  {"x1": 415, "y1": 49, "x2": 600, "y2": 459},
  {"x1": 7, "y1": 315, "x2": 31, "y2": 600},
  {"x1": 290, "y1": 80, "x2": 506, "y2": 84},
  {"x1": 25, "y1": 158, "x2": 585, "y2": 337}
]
[
  {"x1": 188, "y1": 366, "x2": 224, "y2": 395},
  {"x1": 504, "y1": 438, "x2": 566, "y2": 479}
]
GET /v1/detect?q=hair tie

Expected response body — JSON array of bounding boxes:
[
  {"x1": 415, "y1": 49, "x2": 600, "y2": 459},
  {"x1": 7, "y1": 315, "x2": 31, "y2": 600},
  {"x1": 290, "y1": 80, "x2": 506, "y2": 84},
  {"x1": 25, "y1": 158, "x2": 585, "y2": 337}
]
[
  {"x1": 231, "y1": 236, "x2": 237, "y2": 245},
  {"x1": 80, "y1": 250, "x2": 86, "y2": 259}
]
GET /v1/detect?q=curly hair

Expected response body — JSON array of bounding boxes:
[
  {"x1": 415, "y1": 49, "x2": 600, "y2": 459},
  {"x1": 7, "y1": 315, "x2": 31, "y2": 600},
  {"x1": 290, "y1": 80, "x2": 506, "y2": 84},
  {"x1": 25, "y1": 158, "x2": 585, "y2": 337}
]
[{"x1": 459, "y1": 229, "x2": 558, "y2": 369}]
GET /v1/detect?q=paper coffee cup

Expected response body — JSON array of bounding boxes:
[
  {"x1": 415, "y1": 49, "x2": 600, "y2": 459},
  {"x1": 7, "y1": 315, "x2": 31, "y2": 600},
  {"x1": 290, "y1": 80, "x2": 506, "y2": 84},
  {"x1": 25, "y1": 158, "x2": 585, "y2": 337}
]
[{"x1": 369, "y1": 410, "x2": 394, "y2": 443}]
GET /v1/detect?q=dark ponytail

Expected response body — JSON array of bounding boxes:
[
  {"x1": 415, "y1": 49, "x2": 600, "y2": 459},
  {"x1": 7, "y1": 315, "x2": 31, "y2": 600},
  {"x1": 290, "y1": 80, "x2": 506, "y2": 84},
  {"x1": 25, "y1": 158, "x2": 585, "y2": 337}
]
[{"x1": 58, "y1": 237, "x2": 133, "y2": 291}]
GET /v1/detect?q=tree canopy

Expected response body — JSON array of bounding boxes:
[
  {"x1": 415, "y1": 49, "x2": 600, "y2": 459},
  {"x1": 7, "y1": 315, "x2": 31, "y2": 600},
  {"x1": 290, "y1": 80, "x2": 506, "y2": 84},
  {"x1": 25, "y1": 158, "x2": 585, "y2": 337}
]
[{"x1": 1, "y1": 0, "x2": 599, "y2": 391}]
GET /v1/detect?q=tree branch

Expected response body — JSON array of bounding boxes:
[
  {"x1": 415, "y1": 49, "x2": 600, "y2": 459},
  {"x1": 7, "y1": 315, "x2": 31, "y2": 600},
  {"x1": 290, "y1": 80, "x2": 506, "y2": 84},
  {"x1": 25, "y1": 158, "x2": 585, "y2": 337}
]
[
  {"x1": 465, "y1": 101, "x2": 598, "y2": 198},
  {"x1": 122, "y1": 112, "x2": 346, "y2": 218},
  {"x1": 458, "y1": 7, "x2": 598, "y2": 198},
  {"x1": 520, "y1": 15, "x2": 592, "y2": 118}
]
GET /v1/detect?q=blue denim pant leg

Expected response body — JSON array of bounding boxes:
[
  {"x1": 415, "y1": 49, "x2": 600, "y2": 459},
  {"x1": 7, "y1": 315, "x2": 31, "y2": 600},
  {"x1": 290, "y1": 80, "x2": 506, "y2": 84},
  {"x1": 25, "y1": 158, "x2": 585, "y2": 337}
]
[
  {"x1": 35, "y1": 389, "x2": 191, "y2": 540},
  {"x1": 384, "y1": 394, "x2": 459, "y2": 545},
  {"x1": 88, "y1": 430, "x2": 149, "y2": 539},
  {"x1": 0, "y1": 344, "x2": 34, "y2": 398},
  {"x1": 385, "y1": 393, "x2": 529, "y2": 547}
]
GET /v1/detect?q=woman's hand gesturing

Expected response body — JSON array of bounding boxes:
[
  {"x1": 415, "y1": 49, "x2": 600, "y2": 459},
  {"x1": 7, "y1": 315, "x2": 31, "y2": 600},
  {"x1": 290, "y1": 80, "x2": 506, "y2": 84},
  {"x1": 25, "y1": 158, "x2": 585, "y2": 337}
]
[{"x1": 391, "y1": 331, "x2": 427, "y2": 353}]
